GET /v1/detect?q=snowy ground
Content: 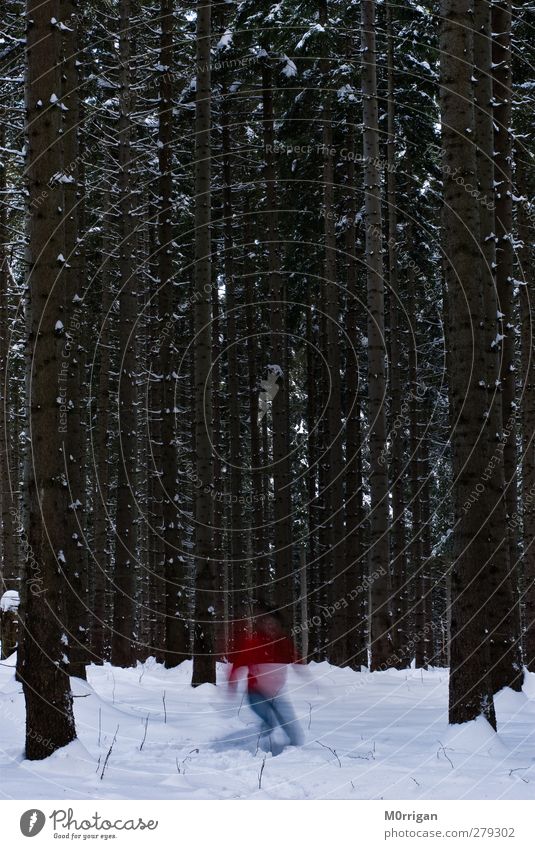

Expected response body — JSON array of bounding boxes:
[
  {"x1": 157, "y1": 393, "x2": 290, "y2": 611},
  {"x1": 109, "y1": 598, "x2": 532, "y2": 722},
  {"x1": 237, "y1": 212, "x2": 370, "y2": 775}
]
[{"x1": 0, "y1": 655, "x2": 534, "y2": 800}]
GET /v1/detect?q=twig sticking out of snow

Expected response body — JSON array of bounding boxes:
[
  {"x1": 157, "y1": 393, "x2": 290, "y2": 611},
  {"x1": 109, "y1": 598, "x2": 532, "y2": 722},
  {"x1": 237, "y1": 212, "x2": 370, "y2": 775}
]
[
  {"x1": 177, "y1": 748, "x2": 199, "y2": 775},
  {"x1": 100, "y1": 724, "x2": 119, "y2": 780},
  {"x1": 162, "y1": 690, "x2": 167, "y2": 724},
  {"x1": 316, "y1": 740, "x2": 341, "y2": 767},
  {"x1": 306, "y1": 701, "x2": 312, "y2": 730},
  {"x1": 258, "y1": 756, "x2": 266, "y2": 789},
  {"x1": 140, "y1": 714, "x2": 150, "y2": 751},
  {"x1": 436, "y1": 740, "x2": 455, "y2": 769},
  {"x1": 411, "y1": 776, "x2": 420, "y2": 787},
  {"x1": 508, "y1": 767, "x2": 529, "y2": 784}
]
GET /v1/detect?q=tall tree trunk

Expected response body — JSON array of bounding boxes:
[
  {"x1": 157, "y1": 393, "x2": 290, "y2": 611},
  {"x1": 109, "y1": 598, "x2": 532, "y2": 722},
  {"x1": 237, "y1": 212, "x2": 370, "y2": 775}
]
[
  {"x1": 0, "y1": 122, "x2": 17, "y2": 595},
  {"x1": 211, "y1": 278, "x2": 226, "y2": 654},
  {"x1": 146, "y1": 208, "x2": 165, "y2": 663},
  {"x1": 111, "y1": 0, "x2": 138, "y2": 668},
  {"x1": 222, "y1": 84, "x2": 245, "y2": 629},
  {"x1": 305, "y1": 298, "x2": 318, "y2": 655},
  {"x1": 490, "y1": 0, "x2": 523, "y2": 688},
  {"x1": 361, "y1": 0, "x2": 392, "y2": 669},
  {"x1": 386, "y1": 2, "x2": 408, "y2": 663},
  {"x1": 20, "y1": 0, "x2": 77, "y2": 758},
  {"x1": 408, "y1": 266, "x2": 425, "y2": 669},
  {"x1": 344, "y1": 126, "x2": 366, "y2": 669},
  {"x1": 307, "y1": 286, "x2": 326, "y2": 659},
  {"x1": 261, "y1": 56, "x2": 293, "y2": 625},
  {"x1": 319, "y1": 0, "x2": 346, "y2": 666},
  {"x1": 315, "y1": 291, "x2": 329, "y2": 659},
  {"x1": 61, "y1": 1, "x2": 88, "y2": 680},
  {"x1": 157, "y1": 0, "x2": 188, "y2": 668},
  {"x1": 440, "y1": 0, "x2": 496, "y2": 728},
  {"x1": 517, "y1": 149, "x2": 535, "y2": 670},
  {"x1": 191, "y1": 0, "x2": 216, "y2": 686},
  {"x1": 420, "y1": 408, "x2": 433, "y2": 666},
  {"x1": 474, "y1": 0, "x2": 523, "y2": 692},
  {"x1": 91, "y1": 209, "x2": 113, "y2": 664},
  {"x1": 244, "y1": 204, "x2": 268, "y2": 600}
]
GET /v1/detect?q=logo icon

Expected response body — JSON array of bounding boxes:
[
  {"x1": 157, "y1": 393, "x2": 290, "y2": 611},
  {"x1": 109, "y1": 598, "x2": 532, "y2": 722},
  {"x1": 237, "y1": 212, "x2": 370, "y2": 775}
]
[{"x1": 20, "y1": 810, "x2": 46, "y2": 837}]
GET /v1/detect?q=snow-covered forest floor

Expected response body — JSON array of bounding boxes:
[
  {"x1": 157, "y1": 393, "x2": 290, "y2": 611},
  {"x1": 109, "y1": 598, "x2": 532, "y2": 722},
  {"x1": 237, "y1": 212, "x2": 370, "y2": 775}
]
[{"x1": 1, "y1": 656, "x2": 534, "y2": 800}]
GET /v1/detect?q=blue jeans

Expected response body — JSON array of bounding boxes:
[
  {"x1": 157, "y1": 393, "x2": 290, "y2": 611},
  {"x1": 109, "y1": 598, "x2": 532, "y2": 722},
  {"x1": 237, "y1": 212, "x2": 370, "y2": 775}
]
[{"x1": 247, "y1": 689, "x2": 304, "y2": 754}]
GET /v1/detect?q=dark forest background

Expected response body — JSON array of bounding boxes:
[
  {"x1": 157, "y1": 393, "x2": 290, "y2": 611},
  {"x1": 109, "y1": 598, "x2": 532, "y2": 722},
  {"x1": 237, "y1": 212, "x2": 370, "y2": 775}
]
[{"x1": 0, "y1": 0, "x2": 534, "y2": 757}]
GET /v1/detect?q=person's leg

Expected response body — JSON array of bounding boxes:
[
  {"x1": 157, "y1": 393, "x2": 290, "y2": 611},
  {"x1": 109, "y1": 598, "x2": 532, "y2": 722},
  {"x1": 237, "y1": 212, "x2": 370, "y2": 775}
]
[
  {"x1": 247, "y1": 689, "x2": 277, "y2": 752},
  {"x1": 270, "y1": 692, "x2": 305, "y2": 747}
]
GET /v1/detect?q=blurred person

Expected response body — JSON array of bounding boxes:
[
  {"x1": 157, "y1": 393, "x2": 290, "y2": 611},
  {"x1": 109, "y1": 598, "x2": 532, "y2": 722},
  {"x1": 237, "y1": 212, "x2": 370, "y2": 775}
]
[{"x1": 227, "y1": 603, "x2": 305, "y2": 755}]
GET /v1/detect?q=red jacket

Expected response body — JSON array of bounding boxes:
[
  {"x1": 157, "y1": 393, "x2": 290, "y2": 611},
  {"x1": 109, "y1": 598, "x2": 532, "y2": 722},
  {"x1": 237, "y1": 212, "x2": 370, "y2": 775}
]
[{"x1": 228, "y1": 632, "x2": 299, "y2": 694}]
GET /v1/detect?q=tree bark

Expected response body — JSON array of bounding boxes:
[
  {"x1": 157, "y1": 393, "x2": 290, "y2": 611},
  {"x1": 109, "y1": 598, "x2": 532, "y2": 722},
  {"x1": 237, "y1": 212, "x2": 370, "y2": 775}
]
[
  {"x1": 211, "y1": 277, "x2": 226, "y2": 654},
  {"x1": 361, "y1": 0, "x2": 392, "y2": 669},
  {"x1": 61, "y1": 1, "x2": 89, "y2": 680},
  {"x1": 191, "y1": 0, "x2": 216, "y2": 686},
  {"x1": 474, "y1": 0, "x2": 523, "y2": 692},
  {"x1": 21, "y1": 0, "x2": 77, "y2": 758},
  {"x1": 440, "y1": 0, "x2": 496, "y2": 728},
  {"x1": 386, "y1": 2, "x2": 408, "y2": 664},
  {"x1": 490, "y1": 0, "x2": 523, "y2": 688},
  {"x1": 222, "y1": 83, "x2": 246, "y2": 631},
  {"x1": 261, "y1": 56, "x2": 293, "y2": 626},
  {"x1": 0, "y1": 121, "x2": 17, "y2": 596},
  {"x1": 244, "y1": 203, "x2": 268, "y2": 600},
  {"x1": 91, "y1": 207, "x2": 113, "y2": 664},
  {"x1": 407, "y1": 266, "x2": 425, "y2": 669},
  {"x1": 111, "y1": 0, "x2": 138, "y2": 668},
  {"x1": 318, "y1": 1, "x2": 346, "y2": 665},
  {"x1": 516, "y1": 149, "x2": 535, "y2": 670},
  {"x1": 157, "y1": 0, "x2": 188, "y2": 668},
  {"x1": 343, "y1": 126, "x2": 367, "y2": 669}
]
